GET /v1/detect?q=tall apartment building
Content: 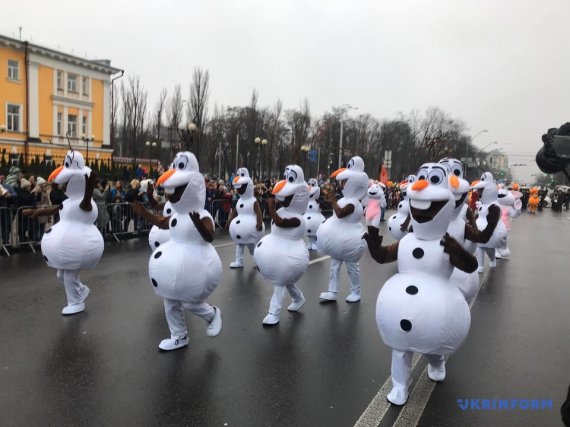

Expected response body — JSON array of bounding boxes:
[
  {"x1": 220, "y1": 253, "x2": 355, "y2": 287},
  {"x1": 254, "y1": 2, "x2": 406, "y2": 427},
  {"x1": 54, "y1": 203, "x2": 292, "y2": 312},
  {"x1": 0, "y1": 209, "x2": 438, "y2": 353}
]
[{"x1": 0, "y1": 34, "x2": 122, "y2": 166}]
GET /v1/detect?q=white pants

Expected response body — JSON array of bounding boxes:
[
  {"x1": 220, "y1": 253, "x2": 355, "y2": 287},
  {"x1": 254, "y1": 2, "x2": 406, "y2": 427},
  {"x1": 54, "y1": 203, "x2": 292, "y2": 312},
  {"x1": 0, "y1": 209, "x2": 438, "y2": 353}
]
[
  {"x1": 56, "y1": 269, "x2": 87, "y2": 305},
  {"x1": 235, "y1": 243, "x2": 255, "y2": 264},
  {"x1": 307, "y1": 235, "x2": 317, "y2": 249},
  {"x1": 476, "y1": 247, "x2": 496, "y2": 268},
  {"x1": 268, "y1": 284, "x2": 304, "y2": 316},
  {"x1": 327, "y1": 258, "x2": 360, "y2": 294},
  {"x1": 390, "y1": 350, "x2": 445, "y2": 394},
  {"x1": 163, "y1": 298, "x2": 215, "y2": 339}
]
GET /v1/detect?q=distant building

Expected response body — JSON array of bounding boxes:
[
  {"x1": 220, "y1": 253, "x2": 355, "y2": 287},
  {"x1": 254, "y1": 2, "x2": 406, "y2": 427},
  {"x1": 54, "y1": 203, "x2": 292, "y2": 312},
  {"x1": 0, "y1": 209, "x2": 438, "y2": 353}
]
[
  {"x1": 0, "y1": 33, "x2": 122, "y2": 166},
  {"x1": 485, "y1": 149, "x2": 510, "y2": 179}
]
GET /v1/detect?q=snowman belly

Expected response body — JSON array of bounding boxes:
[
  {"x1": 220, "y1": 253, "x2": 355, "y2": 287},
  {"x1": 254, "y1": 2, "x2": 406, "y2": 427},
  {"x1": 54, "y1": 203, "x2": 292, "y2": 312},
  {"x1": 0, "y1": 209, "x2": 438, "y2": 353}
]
[
  {"x1": 304, "y1": 212, "x2": 325, "y2": 236},
  {"x1": 149, "y1": 240, "x2": 222, "y2": 302},
  {"x1": 376, "y1": 272, "x2": 471, "y2": 355},
  {"x1": 253, "y1": 234, "x2": 309, "y2": 286},
  {"x1": 41, "y1": 221, "x2": 104, "y2": 270},
  {"x1": 148, "y1": 225, "x2": 170, "y2": 250},
  {"x1": 316, "y1": 217, "x2": 366, "y2": 262},
  {"x1": 229, "y1": 215, "x2": 263, "y2": 244}
]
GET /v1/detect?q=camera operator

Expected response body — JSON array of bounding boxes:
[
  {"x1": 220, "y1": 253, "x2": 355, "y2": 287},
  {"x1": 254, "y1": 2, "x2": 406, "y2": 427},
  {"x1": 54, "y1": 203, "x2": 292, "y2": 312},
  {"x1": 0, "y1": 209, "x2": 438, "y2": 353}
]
[{"x1": 536, "y1": 122, "x2": 570, "y2": 179}]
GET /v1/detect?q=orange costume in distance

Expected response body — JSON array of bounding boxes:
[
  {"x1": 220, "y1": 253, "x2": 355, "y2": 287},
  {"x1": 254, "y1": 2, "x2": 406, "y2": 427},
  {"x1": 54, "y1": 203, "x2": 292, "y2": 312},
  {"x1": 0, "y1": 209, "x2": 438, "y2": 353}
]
[{"x1": 528, "y1": 187, "x2": 540, "y2": 214}]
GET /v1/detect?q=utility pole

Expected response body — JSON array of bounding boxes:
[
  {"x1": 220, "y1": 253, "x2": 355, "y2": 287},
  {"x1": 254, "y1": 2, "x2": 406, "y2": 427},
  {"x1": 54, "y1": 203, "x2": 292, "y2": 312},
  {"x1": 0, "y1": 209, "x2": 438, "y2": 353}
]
[{"x1": 338, "y1": 121, "x2": 343, "y2": 169}]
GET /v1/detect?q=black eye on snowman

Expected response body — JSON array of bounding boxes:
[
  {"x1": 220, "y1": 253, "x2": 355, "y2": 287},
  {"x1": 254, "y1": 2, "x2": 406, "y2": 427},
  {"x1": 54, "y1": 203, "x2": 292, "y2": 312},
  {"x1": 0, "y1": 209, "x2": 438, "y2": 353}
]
[
  {"x1": 347, "y1": 159, "x2": 354, "y2": 169},
  {"x1": 408, "y1": 175, "x2": 416, "y2": 184},
  {"x1": 428, "y1": 168, "x2": 445, "y2": 185},
  {"x1": 417, "y1": 168, "x2": 429, "y2": 181},
  {"x1": 176, "y1": 155, "x2": 189, "y2": 170},
  {"x1": 64, "y1": 155, "x2": 73, "y2": 168}
]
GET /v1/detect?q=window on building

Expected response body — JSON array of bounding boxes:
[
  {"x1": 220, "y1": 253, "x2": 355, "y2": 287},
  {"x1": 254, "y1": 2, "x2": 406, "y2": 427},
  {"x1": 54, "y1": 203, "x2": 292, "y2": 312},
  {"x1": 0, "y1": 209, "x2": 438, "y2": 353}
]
[
  {"x1": 82, "y1": 116, "x2": 87, "y2": 135},
  {"x1": 68, "y1": 114, "x2": 77, "y2": 137},
  {"x1": 57, "y1": 112, "x2": 63, "y2": 135},
  {"x1": 8, "y1": 60, "x2": 19, "y2": 80},
  {"x1": 7, "y1": 104, "x2": 21, "y2": 132},
  {"x1": 67, "y1": 74, "x2": 77, "y2": 93},
  {"x1": 57, "y1": 70, "x2": 64, "y2": 91},
  {"x1": 82, "y1": 77, "x2": 89, "y2": 96}
]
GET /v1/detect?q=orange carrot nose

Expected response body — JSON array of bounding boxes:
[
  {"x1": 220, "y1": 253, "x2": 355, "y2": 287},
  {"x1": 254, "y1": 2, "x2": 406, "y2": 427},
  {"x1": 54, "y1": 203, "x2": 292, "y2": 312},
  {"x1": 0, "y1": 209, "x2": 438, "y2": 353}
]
[
  {"x1": 157, "y1": 169, "x2": 176, "y2": 185},
  {"x1": 233, "y1": 176, "x2": 239, "y2": 183},
  {"x1": 412, "y1": 180, "x2": 429, "y2": 191},
  {"x1": 471, "y1": 180, "x2": 480, "y2": 187},
  {"x1": 331, "y1": 167, "x2": 347, "y2": 178},
  {"x1": 272, "y1": 180, "x2": 286, "y2": 194},
  {"x1": 48, "y1": 166, "x2": 64, "y2": 182},
  {"x1": 449, "y1": 175, "x2": 459, "y2": 189}
]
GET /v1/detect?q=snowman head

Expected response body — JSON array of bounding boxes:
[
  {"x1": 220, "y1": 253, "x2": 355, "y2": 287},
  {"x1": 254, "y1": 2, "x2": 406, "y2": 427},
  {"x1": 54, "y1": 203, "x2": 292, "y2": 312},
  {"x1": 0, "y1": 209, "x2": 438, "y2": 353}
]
[
  {"x1": 48, "y1": 150, "x2": 91, "y2": 198},
  {"x1": 157, "y1": 151, "x2": 205, "y2": 213},
  {"x1": 472, "y1": 172, "x2": 498, "y2": 205},
  {"x1": 232, "y1": 167, "x2": 254, "y2": 198},
  {"x1": 367, "y1": 183, "x2": 384, "y2": 199},
  {"x1": 272, "y1": 165, "x2": 309, "y2": 214},
  {"x1": 331, "y1": 156, "x2": 368, "y2": 200},
  {"x1": 401, "y1": 174, "x2": 416, "y2": 200},
  {"x1": 497, "y1": 188, "x2": 515, "y2": 207},
  {"x1": 307, "y1": 178, "x2": 320, "y2": 200},
  {"x1": 407, "y1": 163, "x2": 455, "y2": 240},
  {"x1": 439, "y1": 158, "x2": 470, "y2": 218}
]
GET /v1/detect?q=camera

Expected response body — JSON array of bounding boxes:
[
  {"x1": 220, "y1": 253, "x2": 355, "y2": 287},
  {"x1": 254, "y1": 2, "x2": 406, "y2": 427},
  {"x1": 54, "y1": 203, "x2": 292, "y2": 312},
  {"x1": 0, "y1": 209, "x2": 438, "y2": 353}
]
[{"x1": 536, "y1": 123, "x2": 570, "y2": 174}]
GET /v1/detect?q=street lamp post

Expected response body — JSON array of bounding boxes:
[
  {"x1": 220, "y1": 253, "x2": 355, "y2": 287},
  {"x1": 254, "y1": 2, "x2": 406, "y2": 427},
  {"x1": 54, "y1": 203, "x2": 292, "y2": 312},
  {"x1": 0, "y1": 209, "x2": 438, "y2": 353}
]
[
  {"x1": 81, "y1": 134, "x2": 95, "y2": 164},
  {"x1": 177, "y1": 123, "x2": 197, "y2": 152},
  {"x1": 146, "y1": 141, "x2": 157, "y2": 175},
  {"x1": 254, "y1": 137, "x2": 268, "y2": 180},
  {"x1": 464, "y1": 129, "x2": 489, "y2": 180},
  {"x1": 301, "y1": 145, "x2": 310, "y2": 171}
]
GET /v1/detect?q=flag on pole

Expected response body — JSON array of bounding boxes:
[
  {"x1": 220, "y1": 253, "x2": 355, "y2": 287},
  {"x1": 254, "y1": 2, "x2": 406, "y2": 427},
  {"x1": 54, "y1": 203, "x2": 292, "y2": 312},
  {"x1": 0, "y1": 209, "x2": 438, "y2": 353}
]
[{"x1": 379, "y1": 164, "x2": 388, "y2": 185}]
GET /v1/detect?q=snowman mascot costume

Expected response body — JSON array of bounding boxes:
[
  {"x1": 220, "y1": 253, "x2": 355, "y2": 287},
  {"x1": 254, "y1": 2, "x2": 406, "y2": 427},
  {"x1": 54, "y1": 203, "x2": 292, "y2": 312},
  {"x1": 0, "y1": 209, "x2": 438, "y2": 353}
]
[
  {"x1": 387, "y1": 175, "x2": 416, "y2": 240},
  {"x1": 317, "y1": 156, "x2": 369, "y2": 303},
  {"x1": 364, "y1": 163, "x2": 478, "y2": 405},
  {"x1": 132, "y1": 152, "x2": 222, "y2": 351},
  {"x1": 227, "y1": 167, "x2": 264, "y2": 268},
  {"x1": 472, "y1": 172, "x2": 507, "y2": 273},
  {"x1": 304, "y1": 178, "x2": 326, "y2": 250},
  {"x1": 254, "y1": 165, "x2": 309, "y2": 325},
  {"x1": 365, "y1": 183, "x2": 386, "y2": 228},
  {"x1": 439, "y1": 158, "x2": 501, "y2": 304},
  {"x1": 495, "y1": 188, "x2": 522, "y2": 259},
  {"x1": 23, "y1": 149, "x2": 104, "y2": 315}
]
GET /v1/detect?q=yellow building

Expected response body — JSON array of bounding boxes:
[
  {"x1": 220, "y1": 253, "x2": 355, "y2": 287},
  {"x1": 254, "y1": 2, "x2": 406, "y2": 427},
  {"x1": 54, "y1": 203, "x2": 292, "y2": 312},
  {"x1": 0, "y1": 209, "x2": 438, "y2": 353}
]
[{"x1": 0, "y1": 34, "x2": 122, "y2": 167}]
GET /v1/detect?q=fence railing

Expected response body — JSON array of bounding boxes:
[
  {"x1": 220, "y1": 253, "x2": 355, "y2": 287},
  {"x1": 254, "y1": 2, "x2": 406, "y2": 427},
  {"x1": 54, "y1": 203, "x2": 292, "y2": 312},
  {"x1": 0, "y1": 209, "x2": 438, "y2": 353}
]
[{"x1": 0, "y1": 197, "x2": 335, "y2": 256}]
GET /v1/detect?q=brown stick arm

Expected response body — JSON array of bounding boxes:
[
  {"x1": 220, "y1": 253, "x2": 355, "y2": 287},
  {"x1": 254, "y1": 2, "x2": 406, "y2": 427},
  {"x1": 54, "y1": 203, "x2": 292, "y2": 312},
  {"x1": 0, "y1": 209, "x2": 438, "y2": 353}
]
[
  {"x1": 80, "y1": 172, "x2": 96, "y2": 212},
  {"x1": 226, "y1": 208, "x2": 238, "y2": 229},
  {"x1": 23, "y1": 206, "x2": 61, "y2": 218},
  {"x1": 464, "y1": 204, "x2": 501, "y2": 244},
  {"x1": 132, "y1": 202, "x2": 170, "y2": 230},
  {"x1": 400, "y1": 213, "x2": 411, "y2": 232},
  {"x1": 331, "y1": 199, "x2": 355, "y2": 218},
  {"x1": 267, "y1": 197, "x2": 300, "y2": 228},
  {"x1": 254, "y1": 200, "x2": 263, "y2": 230},
  {"x1": 440, "y1": 233, "x2": 478, "y2": 273},
  {"x1": 363, "y1": 226, "x2": 399, "y2": 264},
  {"x1": 190, "y1": 212, "x2": 215, "y2": 242}
]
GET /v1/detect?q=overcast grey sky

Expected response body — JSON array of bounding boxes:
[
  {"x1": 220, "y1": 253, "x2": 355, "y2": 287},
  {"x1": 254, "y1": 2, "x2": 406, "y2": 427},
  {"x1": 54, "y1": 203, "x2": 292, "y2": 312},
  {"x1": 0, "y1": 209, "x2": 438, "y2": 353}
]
[{"x1": 4, "y1": 0, "x2": 570, "y2": 182}]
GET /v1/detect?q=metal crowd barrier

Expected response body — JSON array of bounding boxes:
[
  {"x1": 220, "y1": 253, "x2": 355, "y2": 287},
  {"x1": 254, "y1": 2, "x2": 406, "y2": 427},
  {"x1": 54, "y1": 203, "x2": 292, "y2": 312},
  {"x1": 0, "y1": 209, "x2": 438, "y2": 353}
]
[
  {"x1": 103, "y1": 202, "x2": 153, "y2": 243},
  {"x1": 0, "y1": 206, "x2": 13, "y2": 256}
]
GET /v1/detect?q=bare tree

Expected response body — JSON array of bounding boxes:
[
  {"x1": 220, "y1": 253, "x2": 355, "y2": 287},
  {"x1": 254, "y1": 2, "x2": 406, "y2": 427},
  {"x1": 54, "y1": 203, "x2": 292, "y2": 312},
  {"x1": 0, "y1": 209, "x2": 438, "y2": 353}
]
[
  {"x1": 153, "y1": 88, "x2": 167, "y2": 164},
  {"x1": 188, "y1": 67, "x2": 210, "y2": 164},
  {"x1": 167, "y1": 84, "x2": 183, "y2": 157}
]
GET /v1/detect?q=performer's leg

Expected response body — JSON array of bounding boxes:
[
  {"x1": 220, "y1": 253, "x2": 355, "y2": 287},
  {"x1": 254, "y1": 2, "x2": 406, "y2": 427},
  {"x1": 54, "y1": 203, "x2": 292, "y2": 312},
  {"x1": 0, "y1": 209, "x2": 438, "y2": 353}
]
[{"x1": 387, "y1": 349, "x2": 413, "y2": 405}]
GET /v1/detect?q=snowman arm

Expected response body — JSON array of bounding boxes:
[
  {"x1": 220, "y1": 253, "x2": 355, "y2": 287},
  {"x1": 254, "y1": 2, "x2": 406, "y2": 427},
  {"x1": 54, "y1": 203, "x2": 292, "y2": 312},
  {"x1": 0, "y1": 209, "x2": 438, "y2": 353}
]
[
  {"x1": 226, "y1": 207, "x2": 238, "y2": 226},
  {"x1": 254, "y1": 201, "x2": 263, "y2": 229},
  {"x1": 267, "y1": 197, "x2": 301, "y2": 228},
  {"x1": 331, "y1": 199, "x2": 354, "y2": 218},
  {"x1": 79, "y1": 172, "x2": 96, "y2": 212},
  {"x1": 400, "y1": 213, "x2": 411, "y2": 232},
  {"x1": 464, "y1": 204, "x2": 500, "y2": 243},
  {"x1": 133, "y1": 202, "x2": 170, "y2": 230},
  {"x1": 190, "y1": 212, "x2": 215, "y2": 242},
  {"x1": 22, "y1": 206, "x2": 60, "y2": 218},
  {"x1": 466, "y1": 206, "x2": 477, "y2": 227},
  {"x1": 364, "y1": 226, "x2": 398, "y2": 264},
  {"x1": 441, "y1": 233, "x2": 478, "y2": 273}
]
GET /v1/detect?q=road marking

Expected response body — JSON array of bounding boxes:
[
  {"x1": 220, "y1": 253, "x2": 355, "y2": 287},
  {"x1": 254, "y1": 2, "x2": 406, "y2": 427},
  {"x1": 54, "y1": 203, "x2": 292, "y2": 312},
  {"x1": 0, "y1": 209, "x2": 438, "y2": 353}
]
[
  {"x1": 354, "y1": 267, "x2": 491, "y2": 427},
  {"x1": 309, "y1": 255, "x2": 330, "y2": 265},
  {"x1": 214, "y1": 242, "x2": 235, "y2": 248}
]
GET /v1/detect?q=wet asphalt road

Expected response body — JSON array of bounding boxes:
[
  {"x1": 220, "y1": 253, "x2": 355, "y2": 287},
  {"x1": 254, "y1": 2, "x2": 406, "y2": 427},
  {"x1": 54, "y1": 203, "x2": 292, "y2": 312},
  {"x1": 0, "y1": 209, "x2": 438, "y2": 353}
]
[{"x1": 0, "y1": 210, "x2": 568, "y2": 427}]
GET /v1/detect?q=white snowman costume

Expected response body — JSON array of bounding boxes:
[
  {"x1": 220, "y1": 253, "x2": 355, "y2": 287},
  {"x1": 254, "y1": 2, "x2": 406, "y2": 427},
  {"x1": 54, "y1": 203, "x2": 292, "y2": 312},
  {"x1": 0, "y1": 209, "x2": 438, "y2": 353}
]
[
  {"x1": 438, "y1": 158, "x2": 480, "y2": 304},
  {"x1": 41, "y1": 150, "x2": 104, "y2": 315},
  {"x1": 254, "y1": 165, "x2": 309, "y2": 325},
  {"x1": 371, "y1": 163, "x2": 475, "y2": 406},
  {"x1": 473, "y1": 172, "x2": 507, "y2": 273},
  {"x1": 229, "y1": 167, "x2": 264, "y2": 268},
  {"x1": 317, "y1": 156, "x2": 369, "y2": 303},
  {"x1": 148, "y1": 152, "x2": 222, "y2": 351},
  {"x1": 365, "y1": 183, "x2": 386, "y2": 228},
  {"x1": 387, "y1": 175, "x2": 416, "y2": 241},
  {"x1": 495, "y1": 188, "x2": 521, "y2": 259},
  {"x1": 148, "y1": 201, "x2": 173, "y2": 249},
  {"x1": 304, "y1": 178, "x2": 326, "y2": 250}
]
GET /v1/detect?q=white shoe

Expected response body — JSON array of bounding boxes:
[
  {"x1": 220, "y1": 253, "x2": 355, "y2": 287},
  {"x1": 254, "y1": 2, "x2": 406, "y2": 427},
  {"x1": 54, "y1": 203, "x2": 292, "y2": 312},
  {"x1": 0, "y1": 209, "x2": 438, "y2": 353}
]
[
  {"x1": 61, "y1": 303, "x2": 85, "y2": 315},
  {"x1": 206, "y1": 306, "x2": 223, "y2": 337},
  {"x1": 230, "y1": 261, "x2": 244, "y2": 269},
  {"x1": 387, "y1": 387, "x2": 409, "y2": 406},
  {"x1": 495, "y1": 250, "x2": 503, "y2": 259},
  {"x1": 489, "y1": 259, "x2": 497, "y2": 269},
  {"x1": 287, "y1": 295, "x2": 306, "y2": 312},
  {"x1": 477, "y1": 266, "x2": 484, "y2": 274},
  {"x1": 262, "y1": 313, "x2": 280, "y2": 325},
  {"x1": 159, "y1": 336, "x2": 189, "y2": 351},
  {"x1": 502, "y1": 247, "x2": 511, "y2": 257},
  {"x1": 346, "y1": 292, "x2": 361, "y2": 303},
  {"x1": 427, "y1": 360, "x2": 446, "y2": 382},
  {"x1": 319, "y1": 291, "x2": 338, "y2": 301},
  {"x1": 79, "y1": 286, "x2": 91, "y2": 303}
]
